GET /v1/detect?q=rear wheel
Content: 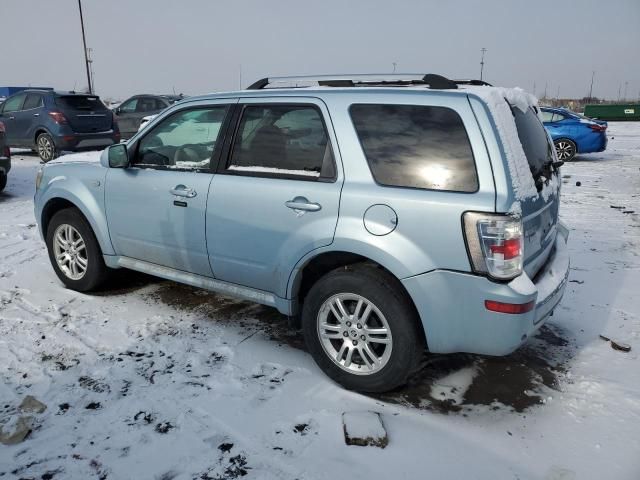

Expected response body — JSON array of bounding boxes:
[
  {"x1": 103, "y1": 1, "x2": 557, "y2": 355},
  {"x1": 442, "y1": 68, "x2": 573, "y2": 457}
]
[
  {"x1": 554, "y1": 139, "x2": 577, "y2": 161},
  {"x1": 36, "y1": 133, "x2": 57, "y2": 162},
  {"x1": 46, "y1": 208, "x2": 110, "y2": 291},
  {"x1": 302, "y1": 264, "x2": 423, "y2": 392},
  {"x1": 0, "y1": 173, "x2": 6, "y2": 193}
]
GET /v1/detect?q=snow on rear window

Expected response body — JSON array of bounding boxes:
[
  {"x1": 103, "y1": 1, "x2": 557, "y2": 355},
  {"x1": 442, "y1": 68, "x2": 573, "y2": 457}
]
[{"x1": 466, "y1": 86, "x2": 540, "y2": 201}]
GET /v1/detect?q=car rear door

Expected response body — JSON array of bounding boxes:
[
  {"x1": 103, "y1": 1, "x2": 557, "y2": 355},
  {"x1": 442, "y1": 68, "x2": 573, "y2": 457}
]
[
  {"x1": 206, "y1": 97, "x2": 342, "y2": 298},
  {"x1": 105, "y1": 100, "x2": 234, "y2": 276}
]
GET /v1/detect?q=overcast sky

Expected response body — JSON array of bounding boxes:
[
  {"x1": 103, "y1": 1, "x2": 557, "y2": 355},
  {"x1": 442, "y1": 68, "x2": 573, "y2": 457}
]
[{"x1": 2, "y1": 0, "x2": 639, "y2": 101}]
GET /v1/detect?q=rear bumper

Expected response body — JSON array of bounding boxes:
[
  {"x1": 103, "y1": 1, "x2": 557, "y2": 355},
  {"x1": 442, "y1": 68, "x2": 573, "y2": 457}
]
[
  {"x1": 0, "y1": 156, "x2": 10, "y2": 175},
  {"x1": 403, "y1": 222, "x2": 570, "y2": 355},
  {"x1": 56, "y1": 130, "x2": 119, "y2": 151}
]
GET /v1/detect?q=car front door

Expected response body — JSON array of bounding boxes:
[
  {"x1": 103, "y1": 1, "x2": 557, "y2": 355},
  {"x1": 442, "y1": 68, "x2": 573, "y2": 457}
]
[
  {"x1": 105, "y1": 100, "x2": 234, "y2": 276},
  {"x1": 115, "y1": 97, "x2": 139, "y2": 138},
  {"x1": 0, "y1": 93, "x2": 27, "y2": 145},
  {"x1": 206, "y1": 98, "x2": 343, "y2": 298}
]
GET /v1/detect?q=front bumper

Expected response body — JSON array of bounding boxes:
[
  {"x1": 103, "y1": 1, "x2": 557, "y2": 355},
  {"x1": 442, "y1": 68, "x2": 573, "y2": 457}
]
[
  {"x1": 56, "y1": 130, "x2": 119, "y2": 151},
  {"x1": 0, "y1": 156, "x2": 10, "y2": 175},
  {"x1": 403, "y1": 222, "x2": 570, "y2": 355}
]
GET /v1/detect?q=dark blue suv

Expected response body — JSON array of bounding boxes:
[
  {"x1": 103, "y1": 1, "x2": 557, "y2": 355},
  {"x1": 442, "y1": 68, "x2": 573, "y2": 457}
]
[{"x1": 0, "y1": 90, "x2": 120, "y2": 162}]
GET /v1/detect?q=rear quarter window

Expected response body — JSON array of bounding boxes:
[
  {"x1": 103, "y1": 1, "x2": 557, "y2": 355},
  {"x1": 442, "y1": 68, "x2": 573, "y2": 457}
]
[
  {"x1": 511, "y1": 106, "x2": 553, "y2": 177},
  {"x1": 349, "y1": 104, "x2": 478, "y2": 192}
]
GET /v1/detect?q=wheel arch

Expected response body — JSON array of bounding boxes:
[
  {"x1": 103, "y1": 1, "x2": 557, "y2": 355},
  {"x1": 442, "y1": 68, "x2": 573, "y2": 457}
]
[
  {"x1": 288, "y1": 249, "x2": 428, "y2": 347},
  {"x1": 39, "y1": 191, "x2": 114, "y2": 256}
]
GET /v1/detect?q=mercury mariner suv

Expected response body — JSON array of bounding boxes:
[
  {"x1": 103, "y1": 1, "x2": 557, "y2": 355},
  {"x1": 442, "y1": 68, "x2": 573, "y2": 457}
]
[{"x1": 34, "y1": 74, "x2": 570, "y2": 393}]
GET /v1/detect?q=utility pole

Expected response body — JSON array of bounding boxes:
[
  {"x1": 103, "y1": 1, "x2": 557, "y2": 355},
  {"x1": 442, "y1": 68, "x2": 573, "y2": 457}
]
[
  {"x1": 543, "y1": 82, "x2": 548, "y2": 100},
  {"x1": 392, "y1": 62, "x2": 397, "y2": 74},
  {"x1": 480, "y1": 48, "x2": 487, "y2": 81},
  {"x1": 77, "y1": 0, "x2": 92, "y2": 94},
  {"x1": 556, "y1": 86, "x2": 560, "y2": 101},
  {"x1": 618, "y1": 84, "x2": 622, "y2": 102},
  {"x1": 623, "y1": 81, "x2": 628, "y2": 101},
  {"x1": 588, "y1": 71, "x2": 595, "y2": 102}
]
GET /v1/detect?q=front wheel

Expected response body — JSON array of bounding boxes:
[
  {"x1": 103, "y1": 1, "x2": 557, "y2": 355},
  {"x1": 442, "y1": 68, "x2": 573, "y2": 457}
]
[
  {"x1": 554, "y1": 139, "x2": 577, "y2": 161},
  {"x1": 302, "y1": 264, "x2": 424, "y2": 392},
  {"x1": 46, "y1": 208, "x2": 110, "y2": 291},
  {"x1": 36, "y1": 132, "x2": 57, "y2": 162}
]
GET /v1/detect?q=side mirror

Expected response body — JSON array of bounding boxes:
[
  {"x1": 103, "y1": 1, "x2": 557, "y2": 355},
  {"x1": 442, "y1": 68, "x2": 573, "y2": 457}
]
[{"x1": 107, "y1": 143, "x2": 129, "y2": 168}]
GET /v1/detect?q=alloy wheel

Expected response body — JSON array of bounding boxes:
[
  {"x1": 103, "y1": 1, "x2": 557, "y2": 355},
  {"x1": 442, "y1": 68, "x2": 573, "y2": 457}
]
[
  {"x1": 316, "y1": 293, "x2": 393, "y2": 375},
  {"x1": 53, "y1": 224, "x2": 88, "y2": 280},
  {"x1": 555, "y1": 141, "x2": 575, "y2": 161},
  {"x1": 37, "y1": 135, "x2": 54, "y2": 161}
]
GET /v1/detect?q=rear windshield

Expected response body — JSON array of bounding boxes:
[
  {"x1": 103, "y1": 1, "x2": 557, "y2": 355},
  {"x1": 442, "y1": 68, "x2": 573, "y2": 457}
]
[
  {"x1": 350, "y1": 104, "x2": 478, "y2": 192},
  {"x1": 511, "y1": 106, "x2": 553, "y2": 176},
  {"x1": 55, "y1": 95, "x2": 107, "y2": 111}
]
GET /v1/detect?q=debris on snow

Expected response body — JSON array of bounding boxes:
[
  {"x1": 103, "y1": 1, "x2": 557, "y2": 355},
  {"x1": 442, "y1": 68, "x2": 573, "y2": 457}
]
[
  {"x1": 599, "y1": 335, "x2": 632, "y2": 353},
  {"x1": 0, "y1": 415, "x2": 33, "y2": 445},
  {"x1": 342, "y1": 411, "x2": 388, "y2": 448},
  {"x1": 19, "y1": 395, "x2": 47, "y2": 414}
]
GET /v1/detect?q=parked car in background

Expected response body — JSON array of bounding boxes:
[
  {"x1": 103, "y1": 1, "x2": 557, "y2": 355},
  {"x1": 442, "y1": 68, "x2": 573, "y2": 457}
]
[
  {"x1": 138, "y1": 114, "x2": 157, "y2": 132},
  {"x1": 0, "y1": 120, "x2": 10, "y2": 192},
  {"x1": 113, "y1": 94, "x2": 184, "y2": 139},
  {"x1": 34, "y1": 74, "x2": 569, "y2": 393},
  {"x1": 540, "y1": 107, "x2": 607, "y2": 161},
  {"x1": 0, "y1": 90, "x2": 120, "y2": 162}
]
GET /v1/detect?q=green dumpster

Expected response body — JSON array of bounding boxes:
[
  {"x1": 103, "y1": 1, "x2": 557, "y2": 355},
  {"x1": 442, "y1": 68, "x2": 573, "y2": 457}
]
[{"x1": 583, "y1": 104, "x2": 640, "y2": 121}]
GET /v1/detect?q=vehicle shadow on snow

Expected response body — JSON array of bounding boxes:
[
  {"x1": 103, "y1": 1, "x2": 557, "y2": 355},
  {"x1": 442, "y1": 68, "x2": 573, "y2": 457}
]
[{"x1": 97, "y1": 275, "x2": 577, "y2": 415}]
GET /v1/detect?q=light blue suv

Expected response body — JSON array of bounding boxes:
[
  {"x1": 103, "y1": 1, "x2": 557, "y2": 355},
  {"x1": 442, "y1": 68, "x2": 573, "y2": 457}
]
[{"x1": 34, "y1": 74, "x2": 570, "y2": 392}]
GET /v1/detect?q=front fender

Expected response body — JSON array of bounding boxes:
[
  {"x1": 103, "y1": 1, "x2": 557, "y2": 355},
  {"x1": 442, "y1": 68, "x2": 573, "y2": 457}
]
[{"x1": 35, "y1": 165, "x2": 113, "y2": 255}]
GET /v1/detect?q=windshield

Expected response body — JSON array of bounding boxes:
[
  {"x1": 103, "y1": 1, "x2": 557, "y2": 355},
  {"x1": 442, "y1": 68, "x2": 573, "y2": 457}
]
[
  {"x1": 55, "y1": 95, "x2": 107, "y2": 111},
  {"x1": 511, "y1": 105, "x2": 553, "y2": 177}
]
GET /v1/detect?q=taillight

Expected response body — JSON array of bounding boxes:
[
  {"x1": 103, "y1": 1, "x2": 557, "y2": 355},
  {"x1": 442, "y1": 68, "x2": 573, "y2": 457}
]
[
  {"x1": 463, "y1": 212, "x2": 524, "y2": 280},
  {"x1": 48, "y1": 111, "x2": 68, "y2": 124},
  {"x1": 2, "y1": 146, "x2": 9, "y2": 159},
  {"x1": 589, "y1": 123, "x2": 606, "y2": 132}
]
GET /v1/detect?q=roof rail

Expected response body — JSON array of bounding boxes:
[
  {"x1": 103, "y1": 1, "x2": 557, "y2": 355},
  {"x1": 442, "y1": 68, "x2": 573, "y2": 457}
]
[
  {"x1": 452, "y1": 79, "x2": 493, "y2": 86},
  {"x1": 246, "y1": 74, "x2": 460, "y2": 90}
]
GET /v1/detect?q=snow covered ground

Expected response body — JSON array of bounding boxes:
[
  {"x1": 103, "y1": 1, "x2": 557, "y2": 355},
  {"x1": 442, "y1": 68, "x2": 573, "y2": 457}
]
[{"x1": 1, "y1": 123, "x2": 639, "y2": 479}]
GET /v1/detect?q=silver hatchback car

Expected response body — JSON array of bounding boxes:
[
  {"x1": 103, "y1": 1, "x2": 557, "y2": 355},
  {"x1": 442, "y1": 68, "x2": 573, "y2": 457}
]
[{"x1": 34, "y1": 74, "x2": 569, "y2": 392}]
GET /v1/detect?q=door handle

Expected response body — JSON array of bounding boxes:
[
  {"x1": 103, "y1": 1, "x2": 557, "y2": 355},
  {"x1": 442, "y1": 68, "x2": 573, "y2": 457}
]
[
  {"x1": 285, "y1": 196, "x2": 322, "y2": 212},
  {"x1": 34, "y1": 113, "x2": 40, "y2": 117},
  {"x1": 170, "y1": 184, "x2": 197, "y2": 198},
  {"x1": 8, "y1": 116, "x2": 15, "y2": 120}
]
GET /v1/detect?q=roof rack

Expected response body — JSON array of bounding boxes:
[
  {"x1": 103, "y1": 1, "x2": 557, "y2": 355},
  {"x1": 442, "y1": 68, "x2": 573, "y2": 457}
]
[
  {"x1": 452, "y1": 79, "x2": 493, "y2": 86},
  {"x1": 246, "y1": 74, "x2": 464, "y2": 91}
]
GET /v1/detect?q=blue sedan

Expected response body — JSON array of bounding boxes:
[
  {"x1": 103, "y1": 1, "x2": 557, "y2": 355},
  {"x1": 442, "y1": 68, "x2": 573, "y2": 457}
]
[{"x1": 540, "y1": 107, "x2": 607, "y2": 161}]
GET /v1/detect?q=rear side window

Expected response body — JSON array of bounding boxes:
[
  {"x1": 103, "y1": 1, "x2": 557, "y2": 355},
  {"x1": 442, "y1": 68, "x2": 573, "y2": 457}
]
[
  {"x1": 350, "y1": 104, "x2": 478, "y2": 192},
  {"x1": 55, "y1": 95, "x2": 107, "y2": 111},
  {"x1": 227, "y1": 104, "x2": 333, "y2": 179},
  {"x1": 23, "y1": 94, "x2": 43, "y2": 110},
  {"x1": 511, "y1": 106, "x2": 553, "y2": 177}
]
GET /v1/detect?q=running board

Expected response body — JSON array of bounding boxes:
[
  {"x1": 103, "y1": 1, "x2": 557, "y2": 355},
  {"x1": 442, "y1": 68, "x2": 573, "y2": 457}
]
[{"x1": 115, "y1": 256, "x2": 279, "y2": 309}]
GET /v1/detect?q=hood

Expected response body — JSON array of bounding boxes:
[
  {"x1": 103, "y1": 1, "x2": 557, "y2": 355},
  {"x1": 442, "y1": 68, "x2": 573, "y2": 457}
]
[{"x1": 47, "y1": 150, "x2": 103, "y2": 165}]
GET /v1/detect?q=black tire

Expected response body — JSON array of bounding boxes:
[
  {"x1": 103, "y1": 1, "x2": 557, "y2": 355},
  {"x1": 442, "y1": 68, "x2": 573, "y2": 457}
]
[
  {"x1": 36, "y1": 132, "x2": 57, "y2": 162},
  {"x1": 302, "y1": 264, "x2": 424, "y2": 393},
  {"x1": 0, "y1": 173, "x2": 6, "y2": 193},
  {"x1": 554, "y1": 138, "x2": 577, "y2": 161},
  {"x1": 46, "y1": 208, "x2": 110, "y2": 292}
]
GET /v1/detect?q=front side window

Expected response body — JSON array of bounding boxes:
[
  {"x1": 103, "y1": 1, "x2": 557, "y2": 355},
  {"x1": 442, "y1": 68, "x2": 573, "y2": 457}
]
[
  {"x1": 540, "y1": 110, "x2": 554, "y2": 123},
  {"x1": 227, "y1": 104, "x2": 332, "y2": 179},
  {"x1": 119, "y1": 98, "x2": 138, "y2": 113},
  {"x1": 2, "y1": 94, "x2": 26, "y2": 113},
  {"x1": 350, "y1": 104, "x2": 478, "y2": 192},
  {"x1": 134, "y1": 106, "x2": 228, "y2": 170}
]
